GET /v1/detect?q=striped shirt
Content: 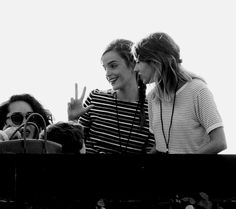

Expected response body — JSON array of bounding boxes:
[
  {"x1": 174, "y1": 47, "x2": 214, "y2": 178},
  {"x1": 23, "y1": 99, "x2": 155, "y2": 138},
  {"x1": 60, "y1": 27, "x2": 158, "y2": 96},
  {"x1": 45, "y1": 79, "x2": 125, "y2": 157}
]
[
  {"x1": 79, "y1": 89, "x2": 155, "y2": 154},
  {"x1": 147, "y1": 79, "x2": 223, "y2": 154}
]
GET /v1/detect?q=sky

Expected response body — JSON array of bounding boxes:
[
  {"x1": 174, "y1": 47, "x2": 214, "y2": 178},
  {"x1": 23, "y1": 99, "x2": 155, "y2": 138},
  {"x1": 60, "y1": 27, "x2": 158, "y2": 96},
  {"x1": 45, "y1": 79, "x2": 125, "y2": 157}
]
[{"x1": 0, "y1": 0, "x2": 235, "y2": 154}]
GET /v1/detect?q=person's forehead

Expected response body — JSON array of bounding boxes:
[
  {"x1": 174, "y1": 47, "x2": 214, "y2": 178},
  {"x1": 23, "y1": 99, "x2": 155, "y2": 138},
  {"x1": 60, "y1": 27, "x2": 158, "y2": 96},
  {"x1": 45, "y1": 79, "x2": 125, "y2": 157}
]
[
  {"x1": 8, "y1": 101, "x2": 33, "y2": 113},
  {"x1": 101, "y1": 51, "x2": 123, "y2": 64}
]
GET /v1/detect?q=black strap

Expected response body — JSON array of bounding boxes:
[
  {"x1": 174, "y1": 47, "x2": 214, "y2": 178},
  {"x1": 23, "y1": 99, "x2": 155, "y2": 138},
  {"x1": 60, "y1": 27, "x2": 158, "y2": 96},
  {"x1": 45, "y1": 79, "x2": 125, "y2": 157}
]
[
  {"x1": 115, "y1": 93, "x2": 139, "y2": 154},
  {"x1": 160, "y1": 84, "x2": 178, "y2": 153}
]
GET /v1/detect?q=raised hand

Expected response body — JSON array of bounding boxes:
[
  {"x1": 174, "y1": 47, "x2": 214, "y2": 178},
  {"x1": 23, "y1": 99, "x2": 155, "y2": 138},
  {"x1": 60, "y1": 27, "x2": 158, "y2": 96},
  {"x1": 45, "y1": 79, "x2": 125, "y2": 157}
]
[
  {"x1": 3, "y1": 126, "x2": 22, "y2": 140},
  {"x1": 67, "y1": 83, "x2": 94, "y2": 121}
]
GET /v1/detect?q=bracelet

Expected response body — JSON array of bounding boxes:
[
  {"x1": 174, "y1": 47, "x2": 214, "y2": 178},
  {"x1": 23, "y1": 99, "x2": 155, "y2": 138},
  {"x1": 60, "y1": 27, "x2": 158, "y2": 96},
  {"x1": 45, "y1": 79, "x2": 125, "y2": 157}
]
[{"x1": 0, "y1": 130, "x2": 9, "y2": 141}]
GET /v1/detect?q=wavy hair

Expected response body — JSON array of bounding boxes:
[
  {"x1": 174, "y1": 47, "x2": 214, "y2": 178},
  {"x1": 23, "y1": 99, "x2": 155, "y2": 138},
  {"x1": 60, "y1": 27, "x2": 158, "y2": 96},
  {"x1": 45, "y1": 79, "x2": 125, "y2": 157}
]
[
  {"x1": 102, "y1": 39, "x2": 147, "y2": 128},
  {"x1": 0, "y1": 94, "x2": 52, "y2": 130},
  {"x1": 133, "y1": 32, "x2": 201, "y2": 102}
]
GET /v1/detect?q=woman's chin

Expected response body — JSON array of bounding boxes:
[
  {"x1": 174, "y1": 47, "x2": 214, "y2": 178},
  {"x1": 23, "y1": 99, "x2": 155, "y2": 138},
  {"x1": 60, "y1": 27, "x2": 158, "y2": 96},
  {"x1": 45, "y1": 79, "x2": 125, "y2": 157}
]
[
  {"x1": 26, "y1": 132, "x2": 35, "y2": 139},
  {"x1": 112, "y1": 84, "x2": 120, "y2": 91}
]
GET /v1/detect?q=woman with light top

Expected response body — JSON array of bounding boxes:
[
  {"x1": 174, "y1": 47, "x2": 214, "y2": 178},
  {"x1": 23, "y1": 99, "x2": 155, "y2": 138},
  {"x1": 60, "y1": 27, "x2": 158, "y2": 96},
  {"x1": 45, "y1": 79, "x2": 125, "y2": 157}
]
[
  {"x1": 68, "y1": 39, "x2": 155, "y2": 154},
  {"x1": 133, "y1": 32, "x2": 227, "y2": 154}
]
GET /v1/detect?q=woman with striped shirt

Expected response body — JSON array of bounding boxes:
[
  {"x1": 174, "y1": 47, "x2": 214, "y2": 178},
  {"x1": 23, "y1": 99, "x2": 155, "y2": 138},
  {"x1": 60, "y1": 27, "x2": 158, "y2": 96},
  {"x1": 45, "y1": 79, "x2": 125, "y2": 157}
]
[
  {"x1": 68, "y1": 39, "x2": 155, "y2": 154},
  {"x1": 133, "y1": 32, "x2": 227, "y2": 154}
]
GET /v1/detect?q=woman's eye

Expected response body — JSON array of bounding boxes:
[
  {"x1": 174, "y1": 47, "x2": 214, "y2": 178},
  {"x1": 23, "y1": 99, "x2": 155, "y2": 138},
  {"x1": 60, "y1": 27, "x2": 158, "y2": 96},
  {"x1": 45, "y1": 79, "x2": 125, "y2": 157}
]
[{"x1": 110, "y1": 64, "x2": 117, "y2": 69}]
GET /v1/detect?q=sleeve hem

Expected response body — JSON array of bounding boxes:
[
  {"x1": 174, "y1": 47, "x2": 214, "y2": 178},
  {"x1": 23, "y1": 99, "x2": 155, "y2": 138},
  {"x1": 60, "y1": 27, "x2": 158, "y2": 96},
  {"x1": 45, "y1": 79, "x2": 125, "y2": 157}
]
[{"x1": 206, "y1": 123, "x2": 223, "y2": 134}]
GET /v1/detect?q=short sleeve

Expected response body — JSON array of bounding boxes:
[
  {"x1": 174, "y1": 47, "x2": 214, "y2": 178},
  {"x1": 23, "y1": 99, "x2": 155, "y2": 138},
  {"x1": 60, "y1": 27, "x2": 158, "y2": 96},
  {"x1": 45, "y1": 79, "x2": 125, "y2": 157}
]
[{"x1": 194, "y1": 86, "x2": 223, "y2": 134}]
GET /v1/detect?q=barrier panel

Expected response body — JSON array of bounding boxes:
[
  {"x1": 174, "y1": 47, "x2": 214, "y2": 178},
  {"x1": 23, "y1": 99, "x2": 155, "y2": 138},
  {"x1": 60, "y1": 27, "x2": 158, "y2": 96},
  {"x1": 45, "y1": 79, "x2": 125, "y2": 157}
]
[{"x1": 0, "y1": 154, "x2": 235, "y2": 208}]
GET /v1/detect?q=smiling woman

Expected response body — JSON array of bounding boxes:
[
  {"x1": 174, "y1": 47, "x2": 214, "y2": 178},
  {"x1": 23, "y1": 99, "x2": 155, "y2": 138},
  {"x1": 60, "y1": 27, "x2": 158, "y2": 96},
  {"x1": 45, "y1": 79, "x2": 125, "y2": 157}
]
[{"x1": 67, "y1": 39, "x2": 155, "y2": 154}]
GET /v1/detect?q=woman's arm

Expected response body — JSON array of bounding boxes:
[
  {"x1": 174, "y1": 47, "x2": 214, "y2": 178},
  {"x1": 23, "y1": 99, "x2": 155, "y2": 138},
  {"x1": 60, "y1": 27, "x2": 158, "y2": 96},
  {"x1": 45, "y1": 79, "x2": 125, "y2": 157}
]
[{"x1": 195, "y1": 127, "x2": 227, "y2": 154}]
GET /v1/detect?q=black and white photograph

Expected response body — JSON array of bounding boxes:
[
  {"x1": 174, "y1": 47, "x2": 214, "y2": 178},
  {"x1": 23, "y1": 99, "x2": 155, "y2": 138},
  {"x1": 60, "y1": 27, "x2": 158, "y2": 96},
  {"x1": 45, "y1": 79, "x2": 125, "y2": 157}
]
[{"x1": 0, "y1": 0, "x2": 235, "y2": 208}]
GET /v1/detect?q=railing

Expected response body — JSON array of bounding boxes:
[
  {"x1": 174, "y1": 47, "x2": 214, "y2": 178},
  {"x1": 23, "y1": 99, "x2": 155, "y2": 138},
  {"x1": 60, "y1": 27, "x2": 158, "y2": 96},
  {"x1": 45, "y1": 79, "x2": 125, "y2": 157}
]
[{"x1": 0, "y1": 154, "x2": 235, "y2": 208}]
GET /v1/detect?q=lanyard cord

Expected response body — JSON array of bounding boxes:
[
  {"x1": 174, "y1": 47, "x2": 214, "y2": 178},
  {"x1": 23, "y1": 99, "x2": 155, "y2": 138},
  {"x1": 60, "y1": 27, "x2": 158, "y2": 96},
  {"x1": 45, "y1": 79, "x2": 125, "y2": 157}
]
[
  {"x1": 160, "y1": 84, "x2": 178, "y2": 153},
  {"x1": 115, "y1": 95, "x2": 139, "y2": 154}
]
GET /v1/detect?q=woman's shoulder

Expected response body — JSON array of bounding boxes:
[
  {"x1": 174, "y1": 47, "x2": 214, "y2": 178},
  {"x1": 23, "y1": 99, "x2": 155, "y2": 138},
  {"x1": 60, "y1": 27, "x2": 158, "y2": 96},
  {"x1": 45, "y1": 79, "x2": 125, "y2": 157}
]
[
  {"x1": 188, "y1": 78, "x2": 208, "y2": 91},
  {"x1": 184, "y1": 78, "x2": 215, "y2": 101}
]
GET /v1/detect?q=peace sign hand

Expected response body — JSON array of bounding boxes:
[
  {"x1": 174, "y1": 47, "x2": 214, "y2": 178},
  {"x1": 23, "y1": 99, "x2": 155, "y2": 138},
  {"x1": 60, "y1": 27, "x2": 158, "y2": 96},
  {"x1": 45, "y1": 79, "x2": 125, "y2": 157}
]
[{"x1": 67, "y1": 84, "x2": 94, "y2": 121}]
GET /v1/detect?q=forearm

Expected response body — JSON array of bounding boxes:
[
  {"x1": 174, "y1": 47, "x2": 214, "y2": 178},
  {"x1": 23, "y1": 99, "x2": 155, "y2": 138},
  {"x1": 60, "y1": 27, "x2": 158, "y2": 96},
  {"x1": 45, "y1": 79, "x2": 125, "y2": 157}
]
[
  {"x1": 195, "y1": 140, "x2": 226, "y2": 154},
  {"x1": 195, "y1": 127, "x2": 227, "y2": 154}
]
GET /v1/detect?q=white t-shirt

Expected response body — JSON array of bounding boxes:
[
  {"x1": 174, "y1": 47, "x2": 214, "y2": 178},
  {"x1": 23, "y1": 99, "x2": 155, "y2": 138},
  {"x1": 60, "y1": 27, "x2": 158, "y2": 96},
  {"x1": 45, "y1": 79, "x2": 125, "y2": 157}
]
[{"x1": 147, "y1": 79, "x2": 223, "y2": 153}]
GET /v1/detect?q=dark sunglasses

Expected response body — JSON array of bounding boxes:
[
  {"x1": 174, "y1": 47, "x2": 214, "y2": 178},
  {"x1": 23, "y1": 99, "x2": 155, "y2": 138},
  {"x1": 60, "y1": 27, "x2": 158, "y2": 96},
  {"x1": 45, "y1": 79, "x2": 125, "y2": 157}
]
[{"x1": 6, "y1": 112, "x2": 35, "y2": 126}]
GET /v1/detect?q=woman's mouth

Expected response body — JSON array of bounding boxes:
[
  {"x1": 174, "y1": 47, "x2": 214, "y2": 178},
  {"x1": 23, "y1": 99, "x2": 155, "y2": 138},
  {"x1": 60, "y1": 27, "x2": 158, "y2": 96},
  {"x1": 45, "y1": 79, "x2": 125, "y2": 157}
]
[
  {"x1": 20, "y1": 128, "x2": 31, "y2": 138},
  {"x1": 108, "y1": 77, "x2": 118, "y2": 85}
]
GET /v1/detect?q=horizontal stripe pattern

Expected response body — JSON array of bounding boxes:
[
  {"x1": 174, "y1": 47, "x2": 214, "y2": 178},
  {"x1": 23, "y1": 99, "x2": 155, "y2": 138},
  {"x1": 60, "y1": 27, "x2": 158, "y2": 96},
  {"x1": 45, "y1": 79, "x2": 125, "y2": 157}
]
[
  {"x1": 79, "y1": 89, "x2": 155, "y2": 154},
  {"x1": 148, "y1": 79, "x2": 223, "y2": 154}
]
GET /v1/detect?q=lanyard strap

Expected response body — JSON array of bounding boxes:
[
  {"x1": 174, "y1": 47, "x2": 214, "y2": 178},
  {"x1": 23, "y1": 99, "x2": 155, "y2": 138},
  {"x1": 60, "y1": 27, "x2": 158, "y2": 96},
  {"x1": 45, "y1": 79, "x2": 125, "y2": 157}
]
[
  {"x1": 115, "y1": 95, "x2": 139, "y2": 154},
  {"x1": 160, "y1": 84, "x2": 178, "y2": 153}
]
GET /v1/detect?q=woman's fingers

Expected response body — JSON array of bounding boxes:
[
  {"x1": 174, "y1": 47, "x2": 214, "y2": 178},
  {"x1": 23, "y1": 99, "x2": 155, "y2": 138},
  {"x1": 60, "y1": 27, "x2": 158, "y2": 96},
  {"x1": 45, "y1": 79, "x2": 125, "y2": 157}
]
[
  {"x1": 79, "y1": 86, "x2": 86, "y2": 101},
  {"x1": 75, "y1": 83, "x2": 78, "y2": 100}
]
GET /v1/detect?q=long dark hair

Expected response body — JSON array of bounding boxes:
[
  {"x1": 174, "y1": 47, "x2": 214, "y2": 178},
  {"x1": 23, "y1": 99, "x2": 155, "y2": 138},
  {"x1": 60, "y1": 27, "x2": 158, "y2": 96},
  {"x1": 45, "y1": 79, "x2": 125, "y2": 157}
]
[
  {"x1": 103, "y1": 39, "x2": 147, "y2": 128},
  {"x1": 0, "y1": 94, "x2": 52, "y2": 130}
]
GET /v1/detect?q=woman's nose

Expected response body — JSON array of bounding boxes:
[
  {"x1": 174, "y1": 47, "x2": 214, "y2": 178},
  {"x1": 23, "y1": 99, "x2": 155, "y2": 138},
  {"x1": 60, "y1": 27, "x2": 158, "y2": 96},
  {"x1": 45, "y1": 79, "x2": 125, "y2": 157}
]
[
  {"x1": 105, "y1": 68, "x2": 112, "y2": 78},
  {"x1": 22, "y1": 117, "x2": 27, "y2": 124}
]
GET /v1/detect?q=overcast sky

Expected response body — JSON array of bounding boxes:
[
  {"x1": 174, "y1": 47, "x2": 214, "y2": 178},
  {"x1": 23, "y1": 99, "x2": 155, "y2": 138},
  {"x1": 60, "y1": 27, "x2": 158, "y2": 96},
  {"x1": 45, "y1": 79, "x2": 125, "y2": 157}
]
[{"x1": 0, "y1": 0, "x2": 235, "y2": 153}]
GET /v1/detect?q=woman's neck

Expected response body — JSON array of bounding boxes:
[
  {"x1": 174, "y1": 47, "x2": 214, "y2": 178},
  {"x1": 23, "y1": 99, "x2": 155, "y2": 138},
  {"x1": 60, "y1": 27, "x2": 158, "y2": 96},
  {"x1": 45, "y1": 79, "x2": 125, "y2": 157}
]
[{"x1": 116, "y1": 81, "x2": 139, "y2": 102}]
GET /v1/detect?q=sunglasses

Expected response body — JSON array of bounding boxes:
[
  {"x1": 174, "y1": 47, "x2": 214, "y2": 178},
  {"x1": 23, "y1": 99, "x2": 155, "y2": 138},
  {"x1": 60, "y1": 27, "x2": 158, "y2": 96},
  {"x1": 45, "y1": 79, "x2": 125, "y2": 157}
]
[{"x1": 6, "y1": 112, "x2": 36, "y2": 126}]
